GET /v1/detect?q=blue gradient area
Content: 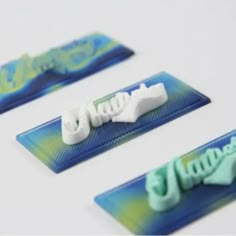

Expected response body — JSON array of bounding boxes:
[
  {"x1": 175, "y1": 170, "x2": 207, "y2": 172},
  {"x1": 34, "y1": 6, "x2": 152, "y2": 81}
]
[
  {"x1": 16, "y1": 72, "x2": 210, "y2": 173},
  {"x1": 0, "y1": 33, "x2": 134, "y2": 114},
  {"x1": 95, "y1": 130, "x2": 236, "y2": 235}
]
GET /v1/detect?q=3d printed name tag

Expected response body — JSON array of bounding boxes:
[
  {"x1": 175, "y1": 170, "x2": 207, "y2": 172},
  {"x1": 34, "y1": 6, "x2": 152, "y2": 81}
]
[
  {"x1": 95, "y1": 130, "x2": 236, "y2": 235},
  {"x1": 0, "y1": 32, "x2": 134, "y2": 113},
  {"x1": 62, "y1": 83, "x2": 168, "y2": 145},
  {"x1": 16, "y1": 72, "x2": 210, "y2": 173},
  {"x1": 146, "y1": 137, "x2": 236, "y2": 212}
]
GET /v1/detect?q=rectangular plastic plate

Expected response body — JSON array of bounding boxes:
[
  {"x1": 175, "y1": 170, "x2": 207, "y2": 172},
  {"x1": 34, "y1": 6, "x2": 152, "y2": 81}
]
[
  {"x1": 95, "y1": 130, "x2": 236, "y2": 235},
  {"x1": 0, "y1": 32, "x2": 134, "y2": 113},
  {"x1": 17, "y1": 72, "x2": 210, "y2": 173}
]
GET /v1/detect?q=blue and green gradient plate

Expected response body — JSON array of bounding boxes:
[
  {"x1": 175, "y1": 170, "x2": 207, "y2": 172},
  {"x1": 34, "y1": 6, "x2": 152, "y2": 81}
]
[
  {"x1": 16, "y1": 72, "x2": 210, "y2": 173},
  {"x1": 0, "y1": 32, "x2": 134, "y2": 113},
  {"x1": 95, "y1": 130, "x2": 236, "y2": 235}
]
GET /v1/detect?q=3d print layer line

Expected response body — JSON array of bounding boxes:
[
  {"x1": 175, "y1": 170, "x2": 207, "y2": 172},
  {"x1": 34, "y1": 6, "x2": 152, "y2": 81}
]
[
  {"x1": 16, "y1": 72, "x2": 210, "y2": 173},
  {"x1": 0, "y1": 32, "x2": 134, "y2": 114},
  {"x1": 95, "y1": 130, "x2": 236, "y2": 235},
  {"x1": 62, "y1": 83, "x2": 168, "y2": 145}
]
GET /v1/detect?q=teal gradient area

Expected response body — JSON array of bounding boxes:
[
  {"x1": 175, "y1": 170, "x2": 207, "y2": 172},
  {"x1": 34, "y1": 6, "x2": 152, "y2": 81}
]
[
  {"x1": 95, "y1": 130, "x2": 236, "y2": 235},
  {"x1": 0, "y1": 32, "x2": 134, "y2": 114},
  {"x1": 16, "y1": 72, "x2": 210, "y2": 173}
]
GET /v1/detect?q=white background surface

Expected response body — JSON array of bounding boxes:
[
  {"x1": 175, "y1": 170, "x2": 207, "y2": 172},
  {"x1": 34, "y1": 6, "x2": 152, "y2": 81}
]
[{"x1": 0, "y1": 0, "x2": 236, "y2": 234}]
